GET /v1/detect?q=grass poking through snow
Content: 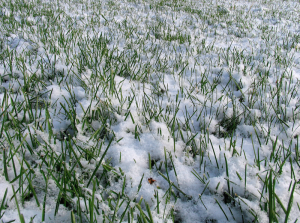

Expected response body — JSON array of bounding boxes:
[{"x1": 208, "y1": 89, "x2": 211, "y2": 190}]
[{"x1": 1, "y1": 0, "x2": 300, "y2": 222}]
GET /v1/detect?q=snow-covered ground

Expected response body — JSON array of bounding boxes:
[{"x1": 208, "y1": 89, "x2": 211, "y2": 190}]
[{"x1": 0, "y1": 0, "x2": 300, "y2": 222}]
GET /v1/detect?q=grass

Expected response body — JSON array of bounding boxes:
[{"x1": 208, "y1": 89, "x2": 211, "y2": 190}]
[{"x1": 0, "y1": 0, "x2": 300, "y2": 222}]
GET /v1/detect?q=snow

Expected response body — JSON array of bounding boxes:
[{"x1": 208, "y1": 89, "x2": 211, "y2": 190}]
[{"x1": 0, "y1": 0, "x2": 300, "y2": 222}]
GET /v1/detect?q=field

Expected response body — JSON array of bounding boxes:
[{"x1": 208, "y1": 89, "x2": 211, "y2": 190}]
[{"x1": 0, "y1": 0, "x2": 300, "y2": 222}]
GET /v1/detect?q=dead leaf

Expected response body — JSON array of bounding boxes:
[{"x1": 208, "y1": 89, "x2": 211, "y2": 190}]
[{"x1": 148, "y1": 178, "x2": 156, "y2": 184}]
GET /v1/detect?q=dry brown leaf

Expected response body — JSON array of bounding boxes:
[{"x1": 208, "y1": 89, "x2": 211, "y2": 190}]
[{"x1": 148, "y1": 178, "x2": 156, "y2": 184}]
